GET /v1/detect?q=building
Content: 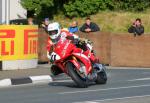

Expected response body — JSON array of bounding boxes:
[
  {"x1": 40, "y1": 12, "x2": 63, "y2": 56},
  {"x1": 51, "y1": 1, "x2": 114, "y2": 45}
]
[{"x1": 0, "y1": 0, "x2": 27, "y2": 24}]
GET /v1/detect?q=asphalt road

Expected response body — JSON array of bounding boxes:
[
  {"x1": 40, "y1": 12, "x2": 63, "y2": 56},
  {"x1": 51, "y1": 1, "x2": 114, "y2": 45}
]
[{"x1": 0, "y1": 68, "x2": 150, "y2": 103}]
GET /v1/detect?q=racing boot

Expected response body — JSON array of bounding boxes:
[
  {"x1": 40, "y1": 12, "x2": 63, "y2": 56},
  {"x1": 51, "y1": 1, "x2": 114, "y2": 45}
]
[{"x1": 50, "y1": 65, "x2": 63, "y2": 76}]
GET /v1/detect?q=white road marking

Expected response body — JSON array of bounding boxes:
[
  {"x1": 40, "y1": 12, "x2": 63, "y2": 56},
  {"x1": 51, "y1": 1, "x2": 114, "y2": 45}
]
[
  {"x1": 30, "y1": 75, "x2": 53, "y2": 83},
  {"x1": 59, "y1": 84, "x2": 150, "y2": 94},
  {"x1": 0, "y1": 79, "x2": 11, "y2": 87},
  {"x1": 76, "y1": 102, "x2": 99, "y2": 103},
  {"x1": 75, "y1": 102, "x2": 99, "y2": 103},
  {"x1": 107, "y1": 67, "x2": 150, "y2": 70},
  {"x1": 128, "y1": 77, "x2": 150, "y2": 81},
  {"x1": 73, "y1": 95, "x2": 150, "y2": 103}
]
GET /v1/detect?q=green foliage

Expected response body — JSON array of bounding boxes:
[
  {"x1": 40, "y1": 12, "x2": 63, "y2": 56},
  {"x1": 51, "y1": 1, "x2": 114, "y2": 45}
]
[
  {"x1": 54, "y1": 10, "x2": 150, "y2": 33},
  {"x1": 118, "y1": 0, "x2": 150, "y2": 11},
  {"x1": 64, "y1": 0, "x2": 114, "y2": 17},
  {"x1": 21, "y1": 0, "x2": 54, "y2": 15},
  {"x1": 21, "y1": 0, "x2": 150, "y2": 18},
  {"x1": 64, "y1": 0, "x2": 150, "y2": 18}
]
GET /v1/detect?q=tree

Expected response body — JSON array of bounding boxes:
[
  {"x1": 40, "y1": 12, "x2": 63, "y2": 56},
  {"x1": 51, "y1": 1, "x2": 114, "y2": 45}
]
[
  {"x1": 118, "y1": 0, "x2": 150, "y2": 11},
  {"x1": 21, "y1": 0, "x2": 150, "y2": 19},
  {"x1": 64, "y1": 0, "x2": 114, "y2": 18},
  {"x1": 21, "y1": 0, "x2": 54, "y2": 16}
]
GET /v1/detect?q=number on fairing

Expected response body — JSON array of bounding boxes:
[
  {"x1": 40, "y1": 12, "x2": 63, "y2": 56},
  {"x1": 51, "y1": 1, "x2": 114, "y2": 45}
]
[
  {"x1": 50, "y1": 52, "x2": 60, "y2": 61},
  {"x1": 51, "y1": 54, "x2": 56, "y2": 61}
]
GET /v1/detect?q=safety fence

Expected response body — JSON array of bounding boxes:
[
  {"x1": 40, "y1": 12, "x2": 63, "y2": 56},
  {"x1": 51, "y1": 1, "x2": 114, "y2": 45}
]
[
  {"x1": 1, "y1": 26, "x2": 149, "y2": 70},
  {"x1": 38, "y1": 29, "x2": 150, "y2": 67},
  {"x1": 110, "y1": 34, "x2": 150, "y2": 67}
]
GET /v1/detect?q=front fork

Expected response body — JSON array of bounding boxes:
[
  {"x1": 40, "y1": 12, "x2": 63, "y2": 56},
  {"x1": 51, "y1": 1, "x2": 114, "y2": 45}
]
[
  {"x1": 67, "y1": 56, "x2": 103, "y2": 82},
  {"x1": 67, "y1": 56, "x2": 89, "y2": 80}
]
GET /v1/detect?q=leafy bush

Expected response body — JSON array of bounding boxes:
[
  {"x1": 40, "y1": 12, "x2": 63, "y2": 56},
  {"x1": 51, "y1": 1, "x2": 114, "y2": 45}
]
[
  {"x1": 21, "y1": 0, "x2": 54, "y2": 15},
  {"x1": 64, "y1": 0, "x2": 150, "y2": 18},
  {"x1": 21, "y1": 0, "x2": 150, "y2": 18},
  {"x1": 115, "y1": 0, "x2": 150, "y2": 11},
  {"x1": 64, "y1": 0, "x2": 114, "y2": 18}
]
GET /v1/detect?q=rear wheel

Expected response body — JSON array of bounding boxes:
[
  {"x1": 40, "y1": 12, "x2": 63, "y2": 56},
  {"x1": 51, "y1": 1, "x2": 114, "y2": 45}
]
[
  {"x1": 95, "y1": 65, "x2": 107, "y2": 84},
  {"x1": 66, "y1": 62, "x2": 88, "y2": 88}
]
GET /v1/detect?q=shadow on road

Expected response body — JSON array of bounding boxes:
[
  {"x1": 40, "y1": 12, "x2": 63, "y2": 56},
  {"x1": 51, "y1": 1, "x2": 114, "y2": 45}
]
[
  {"x1": 48, "y1": 80, "x2": 99, "y2": 88},
  {"x1": 48, "y1": 81, "x2": 79, "y2": 88}
]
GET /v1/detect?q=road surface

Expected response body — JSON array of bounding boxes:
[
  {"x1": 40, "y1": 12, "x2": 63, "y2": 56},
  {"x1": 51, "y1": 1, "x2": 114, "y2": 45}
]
[{"x1": 0, "y1": 68, "x2": 150, "y2": 103}]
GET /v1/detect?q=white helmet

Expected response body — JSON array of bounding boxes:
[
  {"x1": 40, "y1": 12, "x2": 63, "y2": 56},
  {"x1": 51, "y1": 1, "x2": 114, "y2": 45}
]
[{"x1": 47, "y1": 22, "x2": 61, "y2": 42}]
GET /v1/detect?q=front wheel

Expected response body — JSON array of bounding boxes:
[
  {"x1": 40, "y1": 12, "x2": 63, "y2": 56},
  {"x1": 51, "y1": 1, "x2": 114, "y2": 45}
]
[
  {"x1": 95, "y1": 66, "x2": 107, "y2": 84},
  {"x1": 66, "y1": 62, "x2": 88, "y2": 88}
]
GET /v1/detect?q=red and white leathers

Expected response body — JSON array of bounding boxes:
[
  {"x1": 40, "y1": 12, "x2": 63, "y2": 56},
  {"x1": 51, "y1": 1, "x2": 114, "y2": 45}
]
[
  {"x1": 47, "y1": 29, "x2": 99, "y2": 64},
  {"x1": 47, "y1": 29, "x2": 78, "y2": 59}
]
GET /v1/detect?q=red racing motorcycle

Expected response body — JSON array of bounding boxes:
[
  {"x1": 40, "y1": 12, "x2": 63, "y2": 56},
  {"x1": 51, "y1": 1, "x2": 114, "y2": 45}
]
[{"x1": 48, "y1": 38, "x2": 107, "y2": 88}]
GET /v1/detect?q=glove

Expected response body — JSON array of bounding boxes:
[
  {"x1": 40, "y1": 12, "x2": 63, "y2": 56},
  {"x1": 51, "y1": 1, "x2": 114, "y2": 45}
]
[{"x1": 66, "y1": 36, "x2": 74, "y2": 40}]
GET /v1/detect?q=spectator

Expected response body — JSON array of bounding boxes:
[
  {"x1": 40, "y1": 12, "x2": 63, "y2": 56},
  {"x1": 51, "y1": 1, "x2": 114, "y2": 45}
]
[
  {"x1": 68, "y1": 21, "x2": 78, "y2": 33},
  {"x1": 80, "y1": 17, "x2": 100, "y2": 33},
  {"x1": 41, "y1": 18, "x2": 50, "y2": 31},
  {"x1": 27, "y1": 17, "x2": 34, "y2": 25},
  {"x1": 128, "y1": 18, "x2": 144, "y2": 37}
]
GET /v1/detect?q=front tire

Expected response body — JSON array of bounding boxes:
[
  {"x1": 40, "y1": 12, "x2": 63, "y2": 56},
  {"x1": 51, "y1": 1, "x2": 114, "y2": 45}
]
[{"x1": 66, "y1": 62, "x2": 88, "y2": 88}]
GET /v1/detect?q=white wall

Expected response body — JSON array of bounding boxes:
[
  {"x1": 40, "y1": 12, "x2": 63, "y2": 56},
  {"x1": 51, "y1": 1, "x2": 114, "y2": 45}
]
[
  {"x1": 0, "y1": 0, "x2": 2, "y2": 23},
  {"x1": 0, "y1": 0, "x2": 27, "y2": 24},
  {"x1": 9, "y1": 0, "x2": 27, "y2": 20},
  {"x1": 2, "y1": 59, "x2": 38, "y2": 70},
  {"x1": 0, "y1": 0, "x2": 6, "y2": 23}
]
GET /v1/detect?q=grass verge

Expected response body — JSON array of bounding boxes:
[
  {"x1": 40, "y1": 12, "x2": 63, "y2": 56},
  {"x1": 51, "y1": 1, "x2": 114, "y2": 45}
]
[{"x1": 53, "y1": 10, "x2": 150, "y2": 34}]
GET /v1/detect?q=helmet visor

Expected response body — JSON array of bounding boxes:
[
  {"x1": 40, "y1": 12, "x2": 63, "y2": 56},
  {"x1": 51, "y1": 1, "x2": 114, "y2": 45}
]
[{"x1": 48, "y1": 30, "x2": 58, "y2": 36}]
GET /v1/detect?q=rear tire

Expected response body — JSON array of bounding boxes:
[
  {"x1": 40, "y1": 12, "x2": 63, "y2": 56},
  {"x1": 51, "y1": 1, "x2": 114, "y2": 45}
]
[
  {"x1": 66, "y1": 62, "x2": 88, "y2": 88},
  {"x1": 95, "y1": 66, "x2": 107, "y2": 84}
]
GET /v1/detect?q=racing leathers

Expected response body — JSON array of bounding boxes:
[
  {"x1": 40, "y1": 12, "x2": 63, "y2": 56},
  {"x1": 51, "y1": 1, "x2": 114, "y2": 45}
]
[{"x1": 47, "y1": 29, "x2": 99, "y2": 75}]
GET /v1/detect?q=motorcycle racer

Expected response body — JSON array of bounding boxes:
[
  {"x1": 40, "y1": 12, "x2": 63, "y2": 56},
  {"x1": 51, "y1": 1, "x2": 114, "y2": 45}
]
[
  {"x1": 47, "y1": 22, "x2": 79, "y2": 75},
  {"x1": 47, "y1": 22, "x2": 100, "y2": 76}
]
